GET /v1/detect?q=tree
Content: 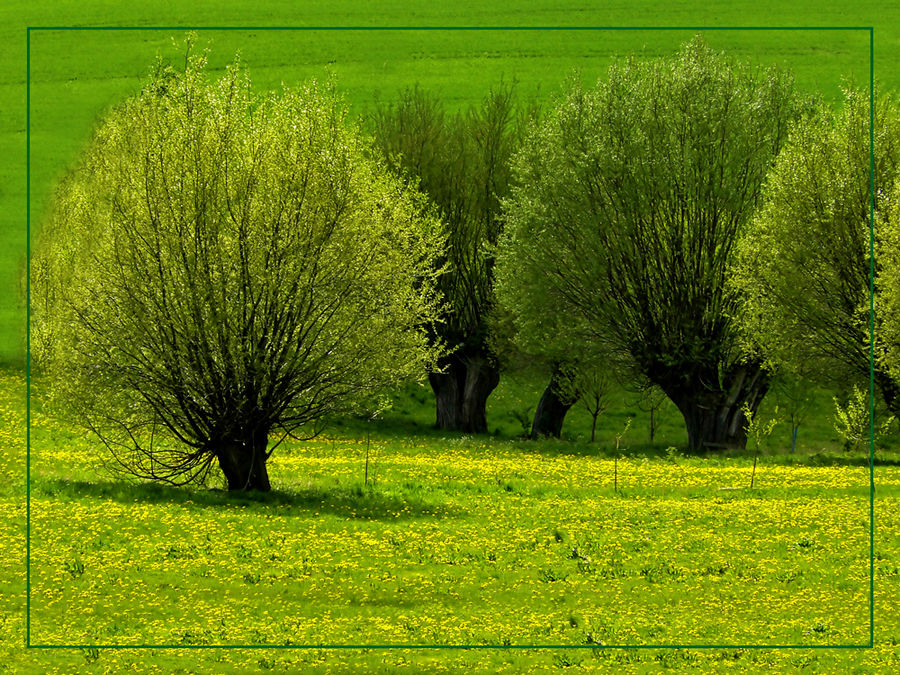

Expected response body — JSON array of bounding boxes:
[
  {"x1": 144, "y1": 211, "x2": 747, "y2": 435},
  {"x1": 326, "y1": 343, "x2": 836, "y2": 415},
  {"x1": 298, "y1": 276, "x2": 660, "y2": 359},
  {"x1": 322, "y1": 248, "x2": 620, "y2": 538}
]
[
  {"x1": 733, "y1": 88, "x2": 900, "y2": 414},
  {"x1": 832, "y1": 384, "x2": 894, "y2": 454},
  {"x1": 741, "y1": 402, "x2": 777, "y2": 489},
  {"x1": 497, "y1": 36, "x2": 799, "y2": 450},
  {"x1": 528, "y1": 362, "x2": 581, "y2": 439},
  {"x1": 31, "y1": 52, "x2": 444, "y2": 492},
  {"x1": 635, "y1": 382, "x2": 667, "y2": 444},
  {"x1": 770, "y1": 372, "x2": 814, "y2": 453},
  {"x1": 370, "y1": 84, "x2": 525, "y2": 433},
  {"x1": 577, "y1": 366, "x2": 611, "y2": 444}
]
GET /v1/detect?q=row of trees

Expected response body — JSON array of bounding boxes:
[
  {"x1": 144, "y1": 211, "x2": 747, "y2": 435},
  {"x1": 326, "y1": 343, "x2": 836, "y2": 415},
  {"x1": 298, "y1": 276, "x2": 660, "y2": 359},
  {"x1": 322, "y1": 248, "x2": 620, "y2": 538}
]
[{"x1": 32, "y1": 37, "x2": 900, "y2": 491}]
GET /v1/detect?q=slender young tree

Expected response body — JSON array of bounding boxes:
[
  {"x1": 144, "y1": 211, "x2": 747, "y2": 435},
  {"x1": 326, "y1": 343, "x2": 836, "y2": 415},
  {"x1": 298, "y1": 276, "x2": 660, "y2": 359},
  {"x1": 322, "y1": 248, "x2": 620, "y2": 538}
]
[
  {"x1": 769, "y1": 372, "x2": 814, "y2": 453},
  {"x1": 371, "y1": 84, "x2": 526, "y2": 433},
  {"x1": 497, "y1": 36, "x2": 799, "y2": 450},
  {"x1": 636, "y1": 383, "x2": 667, "y2": 444},
  {"x1": 577, "y1": 366, "x2": 610, "y2": 444},
  {"x1": 31, "y1": 52, "x2": 444, "y2": 491}
]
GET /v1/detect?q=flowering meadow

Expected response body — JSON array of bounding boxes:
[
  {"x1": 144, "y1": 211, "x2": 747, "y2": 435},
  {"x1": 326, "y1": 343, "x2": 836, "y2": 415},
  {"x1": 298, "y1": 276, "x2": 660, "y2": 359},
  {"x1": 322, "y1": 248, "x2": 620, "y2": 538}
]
[{"x1": 2, "y1": 371, "x2": 900, "y2": 672}]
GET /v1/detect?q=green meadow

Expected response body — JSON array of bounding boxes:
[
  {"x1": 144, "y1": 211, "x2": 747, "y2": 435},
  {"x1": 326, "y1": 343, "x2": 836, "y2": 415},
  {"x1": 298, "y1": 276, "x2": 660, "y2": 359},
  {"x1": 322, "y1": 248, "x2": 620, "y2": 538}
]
[
  {"x1": 6, "y1": 370, "x2": 900, "y2": 672},
  {"x1": 4, "y1": 2, "x2": 900, "y2": 672}
]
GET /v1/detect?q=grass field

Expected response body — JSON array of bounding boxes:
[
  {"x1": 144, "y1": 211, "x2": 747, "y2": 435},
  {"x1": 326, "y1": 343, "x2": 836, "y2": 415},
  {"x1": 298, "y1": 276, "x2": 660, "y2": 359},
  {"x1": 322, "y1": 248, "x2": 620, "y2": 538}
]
[
  {"x1": 4, "y1": 370, "x2": 900, "y2": 673},
  {"x1": 5, "y1": 2, "x2": 900, "y2": 672}
]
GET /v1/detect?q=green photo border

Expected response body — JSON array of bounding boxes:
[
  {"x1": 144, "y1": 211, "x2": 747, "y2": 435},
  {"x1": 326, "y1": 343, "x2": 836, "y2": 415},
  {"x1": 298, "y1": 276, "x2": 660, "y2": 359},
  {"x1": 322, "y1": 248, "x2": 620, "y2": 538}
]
[{"x1": 25, "y1": 24, "x2": 877, "y2": 651}]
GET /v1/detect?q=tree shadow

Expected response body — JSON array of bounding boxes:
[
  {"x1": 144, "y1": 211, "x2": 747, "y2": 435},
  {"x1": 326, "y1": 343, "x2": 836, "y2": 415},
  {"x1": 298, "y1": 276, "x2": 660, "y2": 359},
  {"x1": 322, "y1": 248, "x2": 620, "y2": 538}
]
[
  {"x1": 37, "y1": 478, "x2": 462, "y2": 521},
  {"x1": 507, "y1": 436, "x2": 900, "y2": 469},
  {"x1": 785, "y1": 453, "x2": 900, "y2": 468}
]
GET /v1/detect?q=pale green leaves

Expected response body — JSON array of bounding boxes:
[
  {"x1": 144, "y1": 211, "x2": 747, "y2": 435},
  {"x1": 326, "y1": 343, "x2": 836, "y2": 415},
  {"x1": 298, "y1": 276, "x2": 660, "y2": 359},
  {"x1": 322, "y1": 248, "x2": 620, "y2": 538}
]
[
  {"x1": 497, "y1": 36, "x2": 797, "y2": 378},
  {"x1": 832, "y1": 385, "x2": 893, "y2": 453},
  {"x1": 31, "y1": 53, "x2": 445, "y2": 462},
  {"x1": 732, "y1": 88, "x2": 900, "y2": 389}
]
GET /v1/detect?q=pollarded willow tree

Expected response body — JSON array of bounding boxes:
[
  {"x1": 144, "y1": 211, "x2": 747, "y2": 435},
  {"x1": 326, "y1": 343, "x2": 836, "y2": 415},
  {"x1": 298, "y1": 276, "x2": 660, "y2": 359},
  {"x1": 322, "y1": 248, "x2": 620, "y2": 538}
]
[
  {"x1": 31, "y1": 52, "x2": 444, "y2": 492},
  {"x1": 497, "y1": 36, "x2": 800, "y2": 450},
  {"x1": 370, "y1": 85, "x2": 525, "y2": 433},
  {"x1": 734, "y1": 88, "x2": 900, "y2": 414}
]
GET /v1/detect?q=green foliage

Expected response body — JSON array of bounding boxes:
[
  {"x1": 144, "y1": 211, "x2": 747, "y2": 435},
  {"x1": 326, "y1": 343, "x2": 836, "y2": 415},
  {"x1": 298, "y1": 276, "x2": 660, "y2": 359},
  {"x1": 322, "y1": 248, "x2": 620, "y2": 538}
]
[
  {"x1": 833, "y1": 384, "x2": 894, "y2": 453},
  {"x1": 741, "y1": 402, "x2": 778, "y2": 488},
  {"x1": 497, "y1": 35, "x2": 799, "y2": 447},
  {"x1": 771, "y1": 373, "x2": 815, "y2": 453},
  {"x1": 31, "y1": 49, "x2": 445, "y2": 486},
  {"x1": 500, "y1": 35, "x2": 796, "y2": 366},
  {"x1": 370, "y1": 83, "x2": 525, "y2": 352},
  {"x1": 733, "y1": 87, "x2": 900, "y2": 411},
  {"x1": 509, "y1": 404, "x2": 534, "y2": 436},
  {"x1": 833, "y1": 386, "x2": 868, "y2": 453},
  {"x1": 614, "y1": 417, "x2": 632, "y2": 452},
  {"x1": 572, "y1": 364, "x2": 611, "y2": 443},
  {"x1": 878, "y1": 179, "x2": 900, "y2": 384},
  {"x1": 612, "y1": 417, "x2": 632, "y2": 492},
  {"x1": 4, "y1": 21, "x2": 880, "y2": 370},
  {"x1": 771, "y1": 374, "x2": 813, "y2": 430},
  {"x1": 663, "y1": 446, "x2": 683, "y2": 463},
  {"x1": 742, "y1": 402, "x2": 779, "y2": 453},
  {"x1": 636, "y1": 383, "x2": 668, "y2": 443}
]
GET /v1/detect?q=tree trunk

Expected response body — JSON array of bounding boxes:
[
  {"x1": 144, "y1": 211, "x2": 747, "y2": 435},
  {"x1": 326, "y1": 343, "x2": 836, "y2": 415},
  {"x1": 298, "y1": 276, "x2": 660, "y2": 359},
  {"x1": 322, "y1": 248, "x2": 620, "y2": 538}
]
[
  {"x1": 214, "y1": 427, "x2": 271, "y2": 491},
  {"x1": 429, "y1": 351, "x2": 500, "y2": 434},
  {"x1": 531, "y1": 367, "x2": 578, "y2": 439},
  {"x1": 663, "y1": 364, "x2": 769, "y2": 451},
  {"x1": 428, "y1": 360, "x2": 464, "y2": 431},
  {"x1": 459, "y1": 355, "x2": 500, "y2": 433}
]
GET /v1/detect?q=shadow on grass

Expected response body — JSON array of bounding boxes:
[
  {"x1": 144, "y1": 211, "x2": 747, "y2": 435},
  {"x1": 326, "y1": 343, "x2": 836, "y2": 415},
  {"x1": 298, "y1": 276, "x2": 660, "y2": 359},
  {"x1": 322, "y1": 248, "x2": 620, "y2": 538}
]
[
  {"x1": 509, "y1": 436, "x2": 900, "y2": 468},
  {"x1": 323, "y1": 414, "x2": 459, "y2": 445},
  {"x1": 37, "y1": 478, "x2": 462, "y2": 521}
]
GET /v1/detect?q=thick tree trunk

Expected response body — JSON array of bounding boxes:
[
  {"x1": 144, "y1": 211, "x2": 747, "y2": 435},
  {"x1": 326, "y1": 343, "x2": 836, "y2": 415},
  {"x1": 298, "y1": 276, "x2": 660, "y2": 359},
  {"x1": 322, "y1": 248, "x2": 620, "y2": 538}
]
[
  {"x1": 428, "y1": 360, "x2": 465, "y2": 431},
  {"x1": 429, "y1": 351, "x2": 500, "y2": 434},
  {"x1": 460, "y1": 355, "x2": 500, "y2": 433},
  {"x1": 663, "y1": 364, "x2": 769, "y2": 451},
  {"x1": 531, "y1": 368, "x2": 577, "y2": 439},
  {"x1": 214, "y1": 427, "x2": 271, "y2": 491}
]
